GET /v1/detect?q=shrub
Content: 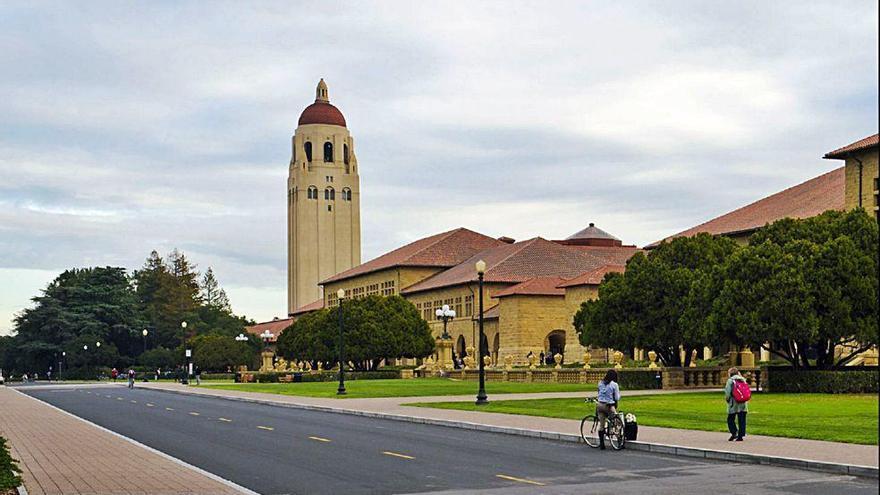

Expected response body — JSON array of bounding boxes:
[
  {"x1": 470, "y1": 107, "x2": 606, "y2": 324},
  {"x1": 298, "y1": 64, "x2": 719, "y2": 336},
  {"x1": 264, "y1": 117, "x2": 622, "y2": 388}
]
[
  {"x1": 618, "y1": 370, "x2": 662, "y2": 389},
  {"x1": 0, "y1": 436, "x2": 22, "y2": 491},
  {"x1": 768, "y1": 368, "x2": 879, "y2": 393},
  {"x1": 199, "y1": 373, "x2": 234, "y2": 381}
]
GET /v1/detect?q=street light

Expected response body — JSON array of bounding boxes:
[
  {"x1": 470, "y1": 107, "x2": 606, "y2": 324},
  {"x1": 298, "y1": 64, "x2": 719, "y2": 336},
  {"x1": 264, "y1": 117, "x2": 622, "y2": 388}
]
[
  {"x1": 235, "y1": 333, "x2": 249, "y2": 342},
  {"x1": 260, "y1": 330, "x2": 274, "y2": 349},
  {"x1": 474, "y1": 259, "x2": 488, "y2": 406},
  {"x1": 435, "y1": 304, "x2": 456, "y2": 340},
  {"x1": 336, "y1": 288, "x2": 347, "y2": 395},
  {"x1": 61, "y1": 351, "x2": 66, "y2": 381},
  {"x1": 181, "y1": 321, "x2": 190, "y2": 384},
  {"x1": 142, "y1": 329, "x2": 149, "y2": 354}
]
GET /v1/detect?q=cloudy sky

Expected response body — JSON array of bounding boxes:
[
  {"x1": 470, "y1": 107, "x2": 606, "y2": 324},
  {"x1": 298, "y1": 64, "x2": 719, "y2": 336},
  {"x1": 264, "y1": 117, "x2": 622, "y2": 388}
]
[{"x1": 1, "y1": 1, "x2": 877, "y2": 333}]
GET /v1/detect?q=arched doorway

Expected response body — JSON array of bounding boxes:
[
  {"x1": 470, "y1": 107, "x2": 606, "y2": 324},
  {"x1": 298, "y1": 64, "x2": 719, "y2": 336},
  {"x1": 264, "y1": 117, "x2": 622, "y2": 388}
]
[
  {"x1": 492, "y1": 334, "x2": 500, "y2": 365},
  {"x1": 457, "y1": 335, "x2": 467, "y2": 359},
  {"x1": 480, "y1": 333, "x2": 489, "y2": 359},
  {"x1": 545, "y1": 330, "x2": 566, "y2": 365}
]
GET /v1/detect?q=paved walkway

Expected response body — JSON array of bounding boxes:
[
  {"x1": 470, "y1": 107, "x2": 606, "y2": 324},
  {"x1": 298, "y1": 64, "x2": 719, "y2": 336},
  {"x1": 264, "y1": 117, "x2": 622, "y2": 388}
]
[
  {"x1": 140, "y1": 381, "x2": 879, "y2": 469},
  {"x1": 0, "y1": 386, "x2": 246, "y2": 495}
]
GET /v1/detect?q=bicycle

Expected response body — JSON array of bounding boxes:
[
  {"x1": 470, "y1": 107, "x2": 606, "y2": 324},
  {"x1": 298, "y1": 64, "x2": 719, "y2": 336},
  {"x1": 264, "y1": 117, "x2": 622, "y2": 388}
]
[{"x1": 580, "y1": 397, "x2": 626, "y2": 450}]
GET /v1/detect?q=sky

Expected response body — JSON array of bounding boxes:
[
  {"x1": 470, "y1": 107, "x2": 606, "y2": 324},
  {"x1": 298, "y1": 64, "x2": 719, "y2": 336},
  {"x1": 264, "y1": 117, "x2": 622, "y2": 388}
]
[{"x1": 1, "y1": 1, "x2": 877, "y2": 334}]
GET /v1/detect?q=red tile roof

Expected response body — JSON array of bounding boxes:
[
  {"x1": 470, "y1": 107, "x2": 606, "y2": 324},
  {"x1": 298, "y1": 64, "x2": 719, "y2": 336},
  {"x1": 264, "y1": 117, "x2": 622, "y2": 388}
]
[
  {"x1": 564, "y1": 245, "x2": 641, "y2": 266},
  {"x1": 480, "y1": 304, "x2": 500, "y2": 320},
  {"x1": 495, "y1": 276, "x2": 567, "y2": 297},
  {"x1": 321, "y1": 228, "x2": 503, "y2": 284},
  {"x1": 646, "y1": 167, "x2": 845, "y2": 248},
  {"x1": 244, "y1": 318, "x2": 294, "y2": 341},
  {"x1": 558, "y1": 265, "x2": 626, "y2": 288},
  {"x1": 298, "y1": 101, "x2": 347, "y2": 127},
  {"x1": 823, "y1": 133, "x2": 879, "y2": 159},
  {"x1": 402, "y1": 237, "x2": 608, "y2": 294},
  {"x1": 290, "y1": 298, "x2": 324, "y2": 316}
]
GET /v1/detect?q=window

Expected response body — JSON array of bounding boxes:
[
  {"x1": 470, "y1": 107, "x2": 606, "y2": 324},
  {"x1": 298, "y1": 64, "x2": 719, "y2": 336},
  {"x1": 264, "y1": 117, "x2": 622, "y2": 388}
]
[
  {"x1": 366, "y1": 283, "x2": 379, "y2": 296},
  {"x1": 432, "y1": 300, "x2": 442, "y2": 320},
  {"x1": 324, "y1": 187, "x2": 335, "y2": 201},
  {"x1": 327, "y1": 291, "x2": 338, "y2": 307},
  {"x1": 381, "y1": 280, "x2": 396, "y2": 296},
  {"x1": 304, "y1": 142, "x2": 312, "y2": 162},
  {"x1": 464, "y1": 295, "x2": 473, "y2": 316},
  {"x1": 454, "y1": 296, "x2": 462, "y2": 316},
  {"x1": 307, "y1": 186, "x2": 318, "y2": 200},
  {"x1": 342, "y1": 188, "x2": 352, "y2": 201},
  {"x1": 352, "y1": 287, "x2": 365, "y2": 299},
  {"x1": 327, "y1": 205, "x2": 332, "y2": 212},
  {"x1": 324, "y1": 142, "x2": 333, "y2": 162},
  {"x1": 344, "y1": 144, "x2": 350, "y2": 165}
]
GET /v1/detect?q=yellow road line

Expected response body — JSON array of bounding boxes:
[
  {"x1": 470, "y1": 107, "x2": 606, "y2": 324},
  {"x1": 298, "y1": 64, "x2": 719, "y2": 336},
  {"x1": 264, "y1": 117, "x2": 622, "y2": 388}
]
[
  {"x1": 189, "y1": 412, "x2": 200, "y2": 416},
  {"x1": 257, "y1": 426, "x2": 274, "y2": 431},
  {"x1": 130, "y1": 400, "x2": 137, "y2": 403},
  {"x1": 308, "y1": 436, "x2": 331, "y2": 442},
  {"x1": 382, "y1": 451, "x2": 415, "y2": 460},
  {"x1": 146, "y1": 403, "x2": 154, "y2": 407},
  {"x1": 116, "y1": 397, "x2": 124, "y2": 400},
  {"x1": 165, "y1": 407, "x2": 175, "y2": 411},
  {"x1": 218, "y1": 418, "x2": 232, "y2": 422},
  {"x1": 496, "y1": 474, "x2": 545, "y2": 486}
]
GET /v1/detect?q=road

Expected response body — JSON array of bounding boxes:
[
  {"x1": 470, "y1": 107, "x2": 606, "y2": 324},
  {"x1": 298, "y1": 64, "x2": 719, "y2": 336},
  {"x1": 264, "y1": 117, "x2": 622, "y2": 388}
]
[{"x1": 22, "y1": 385, "x2": 878, "y2": 495}]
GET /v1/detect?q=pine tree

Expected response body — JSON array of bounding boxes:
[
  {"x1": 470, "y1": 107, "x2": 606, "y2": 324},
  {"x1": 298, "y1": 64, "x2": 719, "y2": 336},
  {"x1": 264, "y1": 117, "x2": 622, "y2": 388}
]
[{"x1": 201, "y1": 268, "x2": 230, "y2": 311}]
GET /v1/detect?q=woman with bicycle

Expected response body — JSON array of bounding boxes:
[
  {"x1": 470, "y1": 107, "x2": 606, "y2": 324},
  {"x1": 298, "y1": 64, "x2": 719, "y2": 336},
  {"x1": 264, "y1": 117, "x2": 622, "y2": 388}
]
[{"x1": 596, "y1": 369, "x2": 620, "y2": 450}]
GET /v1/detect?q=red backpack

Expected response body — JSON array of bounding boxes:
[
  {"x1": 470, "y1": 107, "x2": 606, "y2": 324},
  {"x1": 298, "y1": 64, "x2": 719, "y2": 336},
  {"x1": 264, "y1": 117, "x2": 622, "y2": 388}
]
[{"x1": 732, "y1": 379, "x2": 751, "y2": 403}]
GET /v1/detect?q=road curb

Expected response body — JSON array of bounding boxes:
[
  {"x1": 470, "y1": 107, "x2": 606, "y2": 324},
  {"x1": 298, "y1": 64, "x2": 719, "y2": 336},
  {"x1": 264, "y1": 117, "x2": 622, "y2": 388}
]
[{"x1": 147, "y1": 386, "x2": 879, "y2": 480}]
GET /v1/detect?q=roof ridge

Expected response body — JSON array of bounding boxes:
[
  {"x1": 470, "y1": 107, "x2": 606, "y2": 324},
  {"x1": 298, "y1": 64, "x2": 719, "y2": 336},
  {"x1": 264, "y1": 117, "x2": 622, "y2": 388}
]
[
  {"x1": 486, "y1": 237, "x2": 543, "y2": 273},
  {"x1": 404, "y1": 227, "x2": 465, "y2": 261}
]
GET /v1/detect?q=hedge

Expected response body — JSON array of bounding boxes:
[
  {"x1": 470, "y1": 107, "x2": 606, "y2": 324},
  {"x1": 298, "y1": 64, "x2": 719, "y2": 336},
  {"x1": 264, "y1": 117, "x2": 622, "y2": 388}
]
[
  {"x1": 768, "y1": 368, "x2": 879, "y2": 393},
  {"x1": 618, "y1": 370, "x2": 663, "y2": 390},
  {"x1": 243, "y1": 370, "x2": 401, "y2": 383},
  {"x1": 0, "y1": 436, "x2": 22, "y2": 491}
]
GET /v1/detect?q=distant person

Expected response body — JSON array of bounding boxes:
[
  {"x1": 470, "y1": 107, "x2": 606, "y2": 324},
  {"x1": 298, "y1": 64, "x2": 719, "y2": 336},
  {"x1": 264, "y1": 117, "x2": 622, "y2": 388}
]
[
  {"x1": 724, "y1": 367, "x2": 750, "y2": 441},
  {"x1": 156, "y1": 368, "x2": 161, "y2": 381},
  {"x1": 595, "y1": 369, "x2": 621, "y2": 450},
  {"x1": 111, "y1": 368, "x2": 118, "y2": 381},
  {"x1": 539, "y1": 351, "x2": 545, "y2": 366},
  {"x1": 195, "y1": 367, "x2": 202, "y2": 386},
  {"x1": 127, "y1": 368, "x2": 136, "y2": 389},
  {"x1": 22, "y1": 373, "x2": 28, "y2": 383}
]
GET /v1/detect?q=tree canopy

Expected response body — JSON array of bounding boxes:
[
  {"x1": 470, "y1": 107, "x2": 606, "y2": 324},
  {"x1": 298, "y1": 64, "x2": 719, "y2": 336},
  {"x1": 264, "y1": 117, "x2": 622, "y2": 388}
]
[{"x1": 276, "y1": 295, "x2": 434, "y2": 370}]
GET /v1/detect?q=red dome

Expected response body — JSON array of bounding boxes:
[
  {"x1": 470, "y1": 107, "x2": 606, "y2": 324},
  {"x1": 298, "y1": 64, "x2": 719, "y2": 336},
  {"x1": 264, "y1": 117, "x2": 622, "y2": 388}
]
[{"x1": 298, "y1": 101, "x2": 346, "y2": 127}]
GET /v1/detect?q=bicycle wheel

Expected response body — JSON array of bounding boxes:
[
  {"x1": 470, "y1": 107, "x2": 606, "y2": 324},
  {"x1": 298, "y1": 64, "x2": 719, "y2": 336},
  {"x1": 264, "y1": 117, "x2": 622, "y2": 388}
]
[
  {"x1": 608, "y1": 416, "x2": 626, "y2": 450},
  {"x1": 580, "y1": 415, "x2": 600, "y2": 447}
]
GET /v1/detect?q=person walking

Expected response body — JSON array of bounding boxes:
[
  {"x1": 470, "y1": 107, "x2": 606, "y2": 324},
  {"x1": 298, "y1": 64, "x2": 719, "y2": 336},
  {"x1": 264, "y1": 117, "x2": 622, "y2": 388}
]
[
  {"x1": 724, "y1": 367, "x2": 749, "y2": 441},
  {"x1": 127, "y1": 368, "x2": 136, "y2": 389},
  {"x1": 595, "y1": 369, "x2": 621, "y2": 450},
  {"x1": 195, "y1": 366, "x2": 202, "y2": 386},
  {"x1": 111, "y1": 368, "x2": 118, "y2": 381}
]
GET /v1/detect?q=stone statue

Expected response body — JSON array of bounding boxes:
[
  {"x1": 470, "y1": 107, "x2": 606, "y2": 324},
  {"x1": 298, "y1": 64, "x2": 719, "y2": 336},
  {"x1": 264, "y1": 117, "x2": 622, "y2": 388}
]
[
  {"x1": 613, "y1": 350, "x2": 624, "y2": 369},
  {"x1": 647, "y1": 350, "x2": 659, "y2": 369},
  {"x1": 553, "y1": 353, "x2": 563, "y2": 370},
  {"x1": 504, "y1": 354, "x2": 514, "y2": 371},
  {"x1": 582, "y1": 351, "x2": 592, "y2": 369},
  {"x1": 690, "y1": 349, "x2": 698, "y2": 367},
  {"x1": 527, "y1": 352, "x2": 538, "y2": 370}
]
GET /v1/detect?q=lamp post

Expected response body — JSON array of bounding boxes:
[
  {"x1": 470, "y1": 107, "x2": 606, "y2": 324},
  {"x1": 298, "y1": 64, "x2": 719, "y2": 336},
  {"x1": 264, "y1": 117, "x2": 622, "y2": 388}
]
[
  {"x1": 260, "y1": 330, "x2": 274, "y2": 349},
  {"x1": 83, "y1": 344, "x2": 89, "y2": 377},
  {"x1": 181, "y1": 321, "x2": 190, "y2": 384},
  {"x1": 142, "y1": 329, "x2": 149, "y2": 354},
  {"x1": 235, "y1": 333, "x2": 249, "y2": 342},
  {"x1": 61, "y1": 351, "x2": 66, "y2": 381},
  {"x1": 435, "y1": 304, "x2": 456, "y2": 340},
  {"x1": 474, "y1": 259, "x2": 488, "y2": 405},
  {"x1": 336, "y1": 288, "x2": 346, "y2": 395}
]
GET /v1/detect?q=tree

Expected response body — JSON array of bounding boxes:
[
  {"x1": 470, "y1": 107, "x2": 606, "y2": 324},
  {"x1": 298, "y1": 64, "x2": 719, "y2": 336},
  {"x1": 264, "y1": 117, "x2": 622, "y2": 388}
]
[
  {"x1": 190, "y1": 334, "x2": 256, "y2": 372},
  {"x1": 132, "y1": 250, "x2": 202, "y2": 350},
  {"x1": 140, "y1": 347, "x2": 179, "y2": 371},
  {"x1": 709, "y1": 210, "x2": 878, "y2": 368},
  {"x1": 575, "y1": 234, "x2": 739, "y2": 366},
  {"x1": 277, "y1": 295, "x2": 434, "y2": 370},
  {"x1": 201, "y1": 268, "x2": 230, "y2": 311}
]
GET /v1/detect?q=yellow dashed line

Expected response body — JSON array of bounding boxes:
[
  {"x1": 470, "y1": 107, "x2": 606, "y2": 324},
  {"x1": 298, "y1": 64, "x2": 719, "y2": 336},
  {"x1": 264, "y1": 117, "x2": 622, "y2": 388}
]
[
  {"x1": 130, "y1": 400, "x2": 137, "y2": 403},
  {"x1": 165, "y1": 407, "x2": 175, "y2": 411},
  {"x1": 496, "y1": 474, "x2": 544, "y2": 486},
  {"x1": 218, "y1": 418, "x2": 232, "y2": 422},
  {"x1": 308, "y1": 436, "x2": 331, "y2": 442},
  {"x1": 189, "y1": 412, "x2": 200, "y2": 416},
  {"x1": 146, "y1": 403, "x2": 154, "y2": 407},
  {"x1": 116, "y1": 397, "x2": 124, "y2": 401},
  {"x1": 257, "y1": 426, "x2": 274, "y2": 431},
  {"x1": 382, "y1": 451, "x2": 415, "y2": 460}
]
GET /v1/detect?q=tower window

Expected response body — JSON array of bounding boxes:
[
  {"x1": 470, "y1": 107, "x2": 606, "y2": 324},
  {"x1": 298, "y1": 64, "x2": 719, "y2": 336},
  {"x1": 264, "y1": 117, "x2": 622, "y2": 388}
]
[
  {"x1": 328, "y1": 205, "x2": 332, "y2": 212},
  {"x1": 307, "y1": 186, "x2": 317, "y2": 200},
  {"x1": 324, "y1": 142, "x2": 333, "y2": 162},
  {"x1": 344, "y1": 144, "x2": 350, "y2": 165},
  {"x1": 304, "y1": 142, "x2": 312, "y2": 162},
  {"x1": 342, "y1": 188, "x2": 351, "y2": 201},
  {"x1": 324, "y1": 187, "x2": 335, "y2": 201}
]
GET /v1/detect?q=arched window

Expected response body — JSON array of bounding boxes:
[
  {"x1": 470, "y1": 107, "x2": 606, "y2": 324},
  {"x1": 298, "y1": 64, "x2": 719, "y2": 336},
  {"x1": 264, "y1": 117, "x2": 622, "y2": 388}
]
[
  {"x1": 343, "y1": 144, "x2": 350, "y2": 165},
  {"x1": 304, "y1": 142, "x2": 312, "y2": 162},
  {"x1": 342, "y1": 188, "x2": 351, "y2": 201},
  {"x1": 324, "y1": 142, "x2": 333, "y2": 162},
  {"x1": 307, "y1": 186, "x2": 317, "y2": 200},
  {"x1": 324, "y1": 187, "x2": 335, "y2": 201}
]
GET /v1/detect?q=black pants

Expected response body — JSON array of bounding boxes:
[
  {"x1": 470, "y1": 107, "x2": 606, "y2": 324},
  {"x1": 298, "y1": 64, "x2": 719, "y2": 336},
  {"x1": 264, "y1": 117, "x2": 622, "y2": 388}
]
[{"x1": 727, "y1": 411, "x2": 747, "y2": 438}]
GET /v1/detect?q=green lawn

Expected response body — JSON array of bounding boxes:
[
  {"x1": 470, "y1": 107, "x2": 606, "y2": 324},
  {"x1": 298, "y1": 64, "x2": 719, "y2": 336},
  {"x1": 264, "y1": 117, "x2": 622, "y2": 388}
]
[
  {"x1": 204, "y1": 378, "x2": 595, "y2": 399},
  {"x1": 410, "y1": 392, "x2": 879, "y2": 445}
]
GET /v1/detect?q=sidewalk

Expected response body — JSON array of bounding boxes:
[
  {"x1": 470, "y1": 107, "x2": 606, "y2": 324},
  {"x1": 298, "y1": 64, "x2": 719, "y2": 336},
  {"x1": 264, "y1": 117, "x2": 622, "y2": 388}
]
[
  {"x1": 140, "y1": 381, "x2": 879, "y2": 471},
  {"x1": 0, "y1": 386, "x2": 248, "y2": 495}
]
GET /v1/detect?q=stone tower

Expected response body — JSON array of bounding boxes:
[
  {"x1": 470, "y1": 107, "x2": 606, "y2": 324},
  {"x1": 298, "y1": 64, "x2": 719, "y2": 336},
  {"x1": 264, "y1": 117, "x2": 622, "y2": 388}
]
[{"x1": 288, "y1": 79, "x2": 361, "y2": 314}]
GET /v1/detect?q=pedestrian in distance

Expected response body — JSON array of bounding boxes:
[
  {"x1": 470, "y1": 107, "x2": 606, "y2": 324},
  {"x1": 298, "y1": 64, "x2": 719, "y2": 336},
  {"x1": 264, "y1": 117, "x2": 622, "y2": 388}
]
[
  {"x1": 195, "y1": 366, "x2": 202, "y2": 386},
  {"x1": 724, "y1": 366, "x2": 750, "y2": 441},
  {"x1": 595, "y1": 369, "x2": 621, "y2": 450},
  {"x1": 539, "y1": 351, "x2": 545, "y2": 366},
  {"x1": 111, "y1": 367, "x2": 118, "y2": 381},
  {"x1": 127, "y1": 368, "x2": 136, "y2": 389}
]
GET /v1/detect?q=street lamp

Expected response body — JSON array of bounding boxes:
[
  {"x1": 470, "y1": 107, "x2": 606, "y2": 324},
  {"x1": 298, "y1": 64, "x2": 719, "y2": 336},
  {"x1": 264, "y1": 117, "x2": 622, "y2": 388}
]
[
  {"x1": 336, "y1": 288, "x2": 346, "y2": 395},
  {"x1": 61, "y1": 351, "x2": 66, "y2": 381},
  {"x1": 435, "y1": 304, "x2": 456, "y2": 340},
  {"x1": 181, "y1": 321, "x2": 190, "y2": 384},
  {"x1": 474, "y1": 259, "x2": 488, "y2": 406},
  {"x1": 235, "y1": 333, "x2": 249, "y2": 342},
  {"x1": 142, "y1": 329, "x2": 149, "y2": 354},
  {"x1": 260, "y1": 330, "x2": 274, "y2": 349}
]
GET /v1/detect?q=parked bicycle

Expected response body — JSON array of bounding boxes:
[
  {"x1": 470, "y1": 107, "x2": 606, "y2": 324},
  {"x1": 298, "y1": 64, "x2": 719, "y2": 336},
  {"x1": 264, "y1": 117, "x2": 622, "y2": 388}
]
[{"x1": 581, "y1": 397, "x2": 626, "y2": 450}]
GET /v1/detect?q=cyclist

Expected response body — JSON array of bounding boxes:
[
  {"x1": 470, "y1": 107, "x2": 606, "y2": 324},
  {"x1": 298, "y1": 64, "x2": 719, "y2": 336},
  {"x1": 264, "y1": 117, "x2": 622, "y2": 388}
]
[{"x1": 595, "y1": 369, "x2": 620, "y2": 450}]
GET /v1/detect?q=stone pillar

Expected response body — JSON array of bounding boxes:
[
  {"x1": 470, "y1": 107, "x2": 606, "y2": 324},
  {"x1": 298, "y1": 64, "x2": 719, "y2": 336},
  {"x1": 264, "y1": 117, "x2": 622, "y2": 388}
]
[
  {"x1": 739, "y1": 348, "x2": 755, "y2": 367},
  {"x1": 759, "y1": 344, "x2": 771, "y2": 363},
  {"x1": 260, "y1": 350, "x2": 274, "y2": 372},
  {"x1": 436, "y1": 337, "x2": 454, "y2": 370},
  {"x1": 663, "y1": 368, "x2": 684, "y2": 389},
  {"x1": 703, "y1": 347, "x2": 713, "y2": 360}
]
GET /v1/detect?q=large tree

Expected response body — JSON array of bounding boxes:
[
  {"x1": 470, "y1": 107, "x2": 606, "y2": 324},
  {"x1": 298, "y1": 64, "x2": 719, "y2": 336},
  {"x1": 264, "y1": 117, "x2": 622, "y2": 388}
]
[
  {"x1": 277, "y1": 295, "x2": 434, "y2": 370},
  {"x1": 190, "y1": 334, "x2": 257, "y2": 372},
  {"x1": 575, "y1": 233, "x2": 739, "y2": 366},
  {"x1": 709, "y1": 210, "x2": 878, "y2": 369}
]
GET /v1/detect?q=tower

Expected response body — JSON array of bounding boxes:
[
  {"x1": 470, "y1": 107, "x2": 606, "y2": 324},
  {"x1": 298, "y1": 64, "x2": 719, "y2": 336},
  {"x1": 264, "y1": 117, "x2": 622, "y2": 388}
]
[{"x1": 288, "y1": 79, "x2": 361, "y2": 314}]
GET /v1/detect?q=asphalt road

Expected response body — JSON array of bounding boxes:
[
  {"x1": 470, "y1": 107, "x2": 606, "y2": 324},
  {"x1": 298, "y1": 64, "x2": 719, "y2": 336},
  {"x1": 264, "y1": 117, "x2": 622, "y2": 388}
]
[{"x1": 21, "y1": 384, "x2": 878, "y2": 495}]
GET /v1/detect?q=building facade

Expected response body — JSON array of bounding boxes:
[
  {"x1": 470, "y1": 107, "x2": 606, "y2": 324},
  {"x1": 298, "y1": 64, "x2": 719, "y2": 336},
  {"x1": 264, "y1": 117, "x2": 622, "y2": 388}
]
[
  {"x1": 824, "y1": 133, "x2": 879, "y2": 219},
  {"x1": 288, "y1": 79, "x2": 361, "y2": 315}
]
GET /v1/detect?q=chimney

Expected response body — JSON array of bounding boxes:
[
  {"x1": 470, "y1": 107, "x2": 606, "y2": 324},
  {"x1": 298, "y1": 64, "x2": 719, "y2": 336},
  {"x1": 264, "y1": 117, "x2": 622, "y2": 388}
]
[{"x1": 497, "y1": 236, "x2": 515, "y2": 244}]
